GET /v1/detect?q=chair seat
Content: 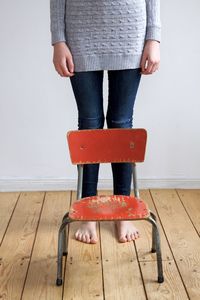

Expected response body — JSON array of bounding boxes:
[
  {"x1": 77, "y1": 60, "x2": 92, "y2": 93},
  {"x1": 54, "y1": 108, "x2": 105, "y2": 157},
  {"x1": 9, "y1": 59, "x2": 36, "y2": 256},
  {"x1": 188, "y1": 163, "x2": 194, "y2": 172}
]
[{"x1": 69, "y1": 195, "x2": 150, "y2": 221}]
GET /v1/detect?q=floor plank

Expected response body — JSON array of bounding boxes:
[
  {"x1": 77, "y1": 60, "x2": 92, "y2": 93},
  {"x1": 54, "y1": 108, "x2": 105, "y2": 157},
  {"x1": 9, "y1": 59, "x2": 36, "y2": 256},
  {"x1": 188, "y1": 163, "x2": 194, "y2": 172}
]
[
  {"x1": 176, "y1": 189, "x2": 200, "y2": 235},
  {"x1": 135, "y1": 189, "x2": 173, "y2": 262},
  {"x1": 100, "y1": 221, "x2": 146, "y2": 300},
  {"x1": 99, "y1": 190, "x2": 146, "y2": 300},
  {"x1": 22, "y1": 191, "x2": 71, "y2": 300},
  {"x1": 150, "y1": 189, "x2": 200, "y2": 300},
  {"x1": 64, "y1": 261, "x2": 104, "y2": 300},
  {"x1": 0, "y1": 189, "x2": 199, "y2": 300},
  {"x1": 63, "y1": 191, "x2": 103, "y2": 300},
  {"x1": 0, "y1": 192, "x2": 20, "y2": 246},
  {"x1": 0, "y1": 192, "x2": 44, "y2": 300},
  {"x1": 140, "y1": 260, "x2": 189, "y2": 300}
]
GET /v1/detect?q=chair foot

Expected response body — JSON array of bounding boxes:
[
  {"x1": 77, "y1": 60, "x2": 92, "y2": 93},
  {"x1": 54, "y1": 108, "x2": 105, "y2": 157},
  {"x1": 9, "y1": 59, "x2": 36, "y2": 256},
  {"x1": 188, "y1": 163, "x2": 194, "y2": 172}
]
[
  {"x1": 56, "y1": 278, "x2": 63, "y2": 286},
  {"x1": 151, "y1": 248, "x2": 156, "y2": 253},
  {"x1": 158, "y1": 275, "x2": 164, "y2": 283},
  {"x1": 56, "y1": 217, "x2": 71, "y2": 287}
]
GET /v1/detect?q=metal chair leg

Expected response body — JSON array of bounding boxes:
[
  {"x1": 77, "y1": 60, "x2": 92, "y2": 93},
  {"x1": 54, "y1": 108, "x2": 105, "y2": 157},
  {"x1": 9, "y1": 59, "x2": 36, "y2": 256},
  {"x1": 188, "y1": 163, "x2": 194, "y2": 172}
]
[
  {"x1": 145, "y1": 215, "x2": 164, "y2": 283},
  {"x1": 56, "y1": 216, "x2": 71, "y2": 286},
  {"x1": 62, "y1": 212, "x2": 69, "y2": 256},
  {"x1": 62, "y1": 227, "x2": 67, "y2": 256},
  {"x1": 149, "y1": 210, "x2": 157, "y2": 253}
]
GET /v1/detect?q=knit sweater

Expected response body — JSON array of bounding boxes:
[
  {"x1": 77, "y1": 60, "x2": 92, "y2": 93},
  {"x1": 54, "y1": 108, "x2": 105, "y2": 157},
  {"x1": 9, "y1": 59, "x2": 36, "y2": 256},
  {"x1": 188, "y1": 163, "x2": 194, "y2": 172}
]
[{"x1": 50, "y1": 0, "x2": 161, "y2": 72}]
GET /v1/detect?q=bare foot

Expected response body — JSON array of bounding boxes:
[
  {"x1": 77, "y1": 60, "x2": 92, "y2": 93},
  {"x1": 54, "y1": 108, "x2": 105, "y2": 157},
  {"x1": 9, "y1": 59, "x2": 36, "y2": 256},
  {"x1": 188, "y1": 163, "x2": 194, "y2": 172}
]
[
  {"x1": 115, "y1": 220, "x2": 140, "y2": 243},
  {"x1": 75, "y1": 221, "x2": 98, "y2": 244}
]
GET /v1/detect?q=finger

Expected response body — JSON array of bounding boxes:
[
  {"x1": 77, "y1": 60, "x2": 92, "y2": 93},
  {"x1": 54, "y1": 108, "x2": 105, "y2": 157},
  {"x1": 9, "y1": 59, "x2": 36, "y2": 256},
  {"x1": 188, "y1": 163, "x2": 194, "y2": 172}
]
[
  {"x1": 141, "y1": 60, "x2": 151, "y2": 75},
  {"x1": 140, "y1": 54, "x2": 148, "y2": 73},
  {"x1": 153, "y1": 61, "x2": 160, "y2": 73},
  {"x1": 145, "y1": 60, "x2": 154, "y2": 74},
  {"x1": 140, "y1": 62, "x2": 149, "y2": 75},
  {"x1": 55, "y1": 65, "x2": 65, "y2": 77},
  {"x1": 60, "y1": 59, "x2": 73, "y2": 77},
  {"x1": 151, "y1": 63, "x2": 158, "y2": 74},
  {"x1": 147, "y1": 62, "x2": 155, "y2": 74},
  {"x1": 67, "y1": 57, "x2": 75, "y2": 74}
]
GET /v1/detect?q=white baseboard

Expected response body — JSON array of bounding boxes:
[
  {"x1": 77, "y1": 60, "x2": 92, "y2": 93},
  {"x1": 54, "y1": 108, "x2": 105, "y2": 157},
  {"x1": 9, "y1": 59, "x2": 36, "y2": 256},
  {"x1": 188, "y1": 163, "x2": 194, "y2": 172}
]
[{"x1": 0, "y1": 177, "x2": 199, "y2": 192}]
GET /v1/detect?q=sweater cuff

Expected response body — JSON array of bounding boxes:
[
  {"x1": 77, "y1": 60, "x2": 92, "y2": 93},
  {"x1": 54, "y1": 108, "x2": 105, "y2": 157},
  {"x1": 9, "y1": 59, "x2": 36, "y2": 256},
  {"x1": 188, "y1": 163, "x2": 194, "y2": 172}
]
[
  {"x1": 51, "y1": 30, "x2": 66, "y2": 46},
  {"x1": 145, "y1": 26, "x2": 161, "y2": 43}
]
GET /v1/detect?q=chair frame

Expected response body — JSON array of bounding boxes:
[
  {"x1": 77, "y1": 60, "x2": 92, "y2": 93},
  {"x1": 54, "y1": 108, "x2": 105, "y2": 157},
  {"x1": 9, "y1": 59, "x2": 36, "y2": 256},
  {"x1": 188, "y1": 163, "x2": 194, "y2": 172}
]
[{"x1": 56, "y1": 129, "x2": 164, "y2": 286}]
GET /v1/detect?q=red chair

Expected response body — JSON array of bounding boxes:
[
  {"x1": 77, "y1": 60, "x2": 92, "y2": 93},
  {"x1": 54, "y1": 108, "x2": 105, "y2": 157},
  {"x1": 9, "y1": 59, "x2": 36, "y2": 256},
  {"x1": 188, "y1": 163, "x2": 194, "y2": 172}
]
[{"x1": 56, "y1": 128, "x2": 164, "y2": 285}]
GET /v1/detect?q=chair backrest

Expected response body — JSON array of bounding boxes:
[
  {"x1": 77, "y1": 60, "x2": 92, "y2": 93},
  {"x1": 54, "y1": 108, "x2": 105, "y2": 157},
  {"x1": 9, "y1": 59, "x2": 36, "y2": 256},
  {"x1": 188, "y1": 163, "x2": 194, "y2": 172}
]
[{"x1": 67, "y1": 128, "x2": 147, "y2": 164}]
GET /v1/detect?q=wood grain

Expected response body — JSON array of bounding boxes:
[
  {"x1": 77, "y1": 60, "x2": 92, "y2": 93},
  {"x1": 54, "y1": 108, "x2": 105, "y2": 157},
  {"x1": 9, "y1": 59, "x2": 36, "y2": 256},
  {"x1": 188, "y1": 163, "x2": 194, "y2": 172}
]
[
  {"x1": 0, "y1": 189, "x2": 200, "y2": 300},
  {"x1": 0, "y1": 192, "x2": 44, "y2": 300},
  {"x1": 151, "y1": 189, "x2": 200, "y2": 300},
  {"x1": 22, "y1": 191, "x2": 71, "y2": 300}
]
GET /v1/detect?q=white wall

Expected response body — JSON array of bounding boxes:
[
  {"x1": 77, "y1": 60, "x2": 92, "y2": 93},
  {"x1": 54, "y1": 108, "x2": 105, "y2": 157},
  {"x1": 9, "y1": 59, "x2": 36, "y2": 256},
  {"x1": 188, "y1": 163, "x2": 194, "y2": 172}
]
[{"x1": 0, "y1": 0, "x2": 199, "y2": 191}]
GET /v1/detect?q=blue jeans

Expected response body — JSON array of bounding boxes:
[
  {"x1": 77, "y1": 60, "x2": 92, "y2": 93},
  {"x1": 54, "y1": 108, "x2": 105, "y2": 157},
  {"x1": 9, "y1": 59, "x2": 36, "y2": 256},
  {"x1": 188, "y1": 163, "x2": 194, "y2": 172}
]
[{"x1": 69, "y1": 68, "x2": 142, "y2": 198}]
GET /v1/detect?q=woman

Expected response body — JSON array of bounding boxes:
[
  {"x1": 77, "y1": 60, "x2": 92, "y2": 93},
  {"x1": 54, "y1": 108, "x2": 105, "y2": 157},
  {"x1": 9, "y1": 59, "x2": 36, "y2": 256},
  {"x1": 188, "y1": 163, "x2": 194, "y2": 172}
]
[{"x1": 50, "y1": 0, "x2": 161, "y2": 244}]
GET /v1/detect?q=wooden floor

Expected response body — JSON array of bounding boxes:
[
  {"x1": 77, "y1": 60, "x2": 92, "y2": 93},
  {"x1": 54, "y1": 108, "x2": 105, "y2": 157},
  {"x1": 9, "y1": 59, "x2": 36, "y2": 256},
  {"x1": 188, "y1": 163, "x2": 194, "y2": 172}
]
[{"x1": 0, "y1": 189, "x2": 200, "y2": 300}]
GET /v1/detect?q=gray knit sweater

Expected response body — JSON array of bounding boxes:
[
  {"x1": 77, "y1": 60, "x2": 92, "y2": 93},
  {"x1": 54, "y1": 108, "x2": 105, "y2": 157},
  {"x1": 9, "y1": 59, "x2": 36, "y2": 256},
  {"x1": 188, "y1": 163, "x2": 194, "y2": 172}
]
[{"x1": 50, "y1": 0, "x2": 161, "y2": 72}]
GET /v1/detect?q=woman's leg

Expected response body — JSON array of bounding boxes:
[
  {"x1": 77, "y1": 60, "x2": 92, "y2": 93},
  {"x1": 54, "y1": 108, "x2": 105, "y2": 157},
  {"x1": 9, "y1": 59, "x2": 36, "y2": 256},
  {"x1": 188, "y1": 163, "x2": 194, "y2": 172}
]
[
  {"x1": 70, "y1": 70, "x2": 104, "y2": 243},
  {"x1": 106, "y1": 68, "x2": 142, "y2": 242}
]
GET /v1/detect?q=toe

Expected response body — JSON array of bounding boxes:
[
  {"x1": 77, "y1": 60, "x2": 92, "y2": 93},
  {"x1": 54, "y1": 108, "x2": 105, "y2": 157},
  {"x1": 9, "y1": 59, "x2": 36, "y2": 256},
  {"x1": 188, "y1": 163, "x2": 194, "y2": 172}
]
[
  {"x1": 90, "y1": 235, "x2": 98, "y2": 244},
  {"x1": 82, "y1": 235, "x2": 87, "y2": 243},
  {"x1": 126, "y1": 233, "x2": 132, "y2": 242},
  {"x1": 119, "y1": 235, "x2": 127, "y2": 243},
  {"x1": 85, "y1": 234, "x2": 90, "y2": 243},
  {"x1": 130, "y1": 233, "x2": 135, "y2": 241},
  {"x1": 75, "y1": 230, "x2": 80, "y2": 240},
  {"x1": 78, "y1": 233, "x2": 83, "y2": 241},
  {"x1": 135, "y1": 230, "x2": 140, "y2": 238},
  {"x1": 90, "y1": 239, "x2": 97, "y2": 244},
  {"x1": 134, "y1": 232, "x2": 139, "y2": 239}
]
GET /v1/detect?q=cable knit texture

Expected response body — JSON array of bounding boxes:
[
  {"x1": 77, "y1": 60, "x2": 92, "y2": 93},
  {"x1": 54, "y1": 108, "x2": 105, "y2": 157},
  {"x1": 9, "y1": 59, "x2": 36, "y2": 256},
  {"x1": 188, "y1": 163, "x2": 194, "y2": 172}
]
[{"x1": 50, "y1": 0, "x2": 161, "y2": 72}]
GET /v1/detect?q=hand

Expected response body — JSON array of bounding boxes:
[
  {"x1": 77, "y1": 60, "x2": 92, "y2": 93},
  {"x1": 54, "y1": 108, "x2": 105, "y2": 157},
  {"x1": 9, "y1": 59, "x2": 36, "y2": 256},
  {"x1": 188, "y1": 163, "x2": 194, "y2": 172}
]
[
  {"x1": 52, "y1": 42, "x2": 75, "y2": 77},
  {"x1": 140, "y1": 40, "x2": 160, "y2": 75}
]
